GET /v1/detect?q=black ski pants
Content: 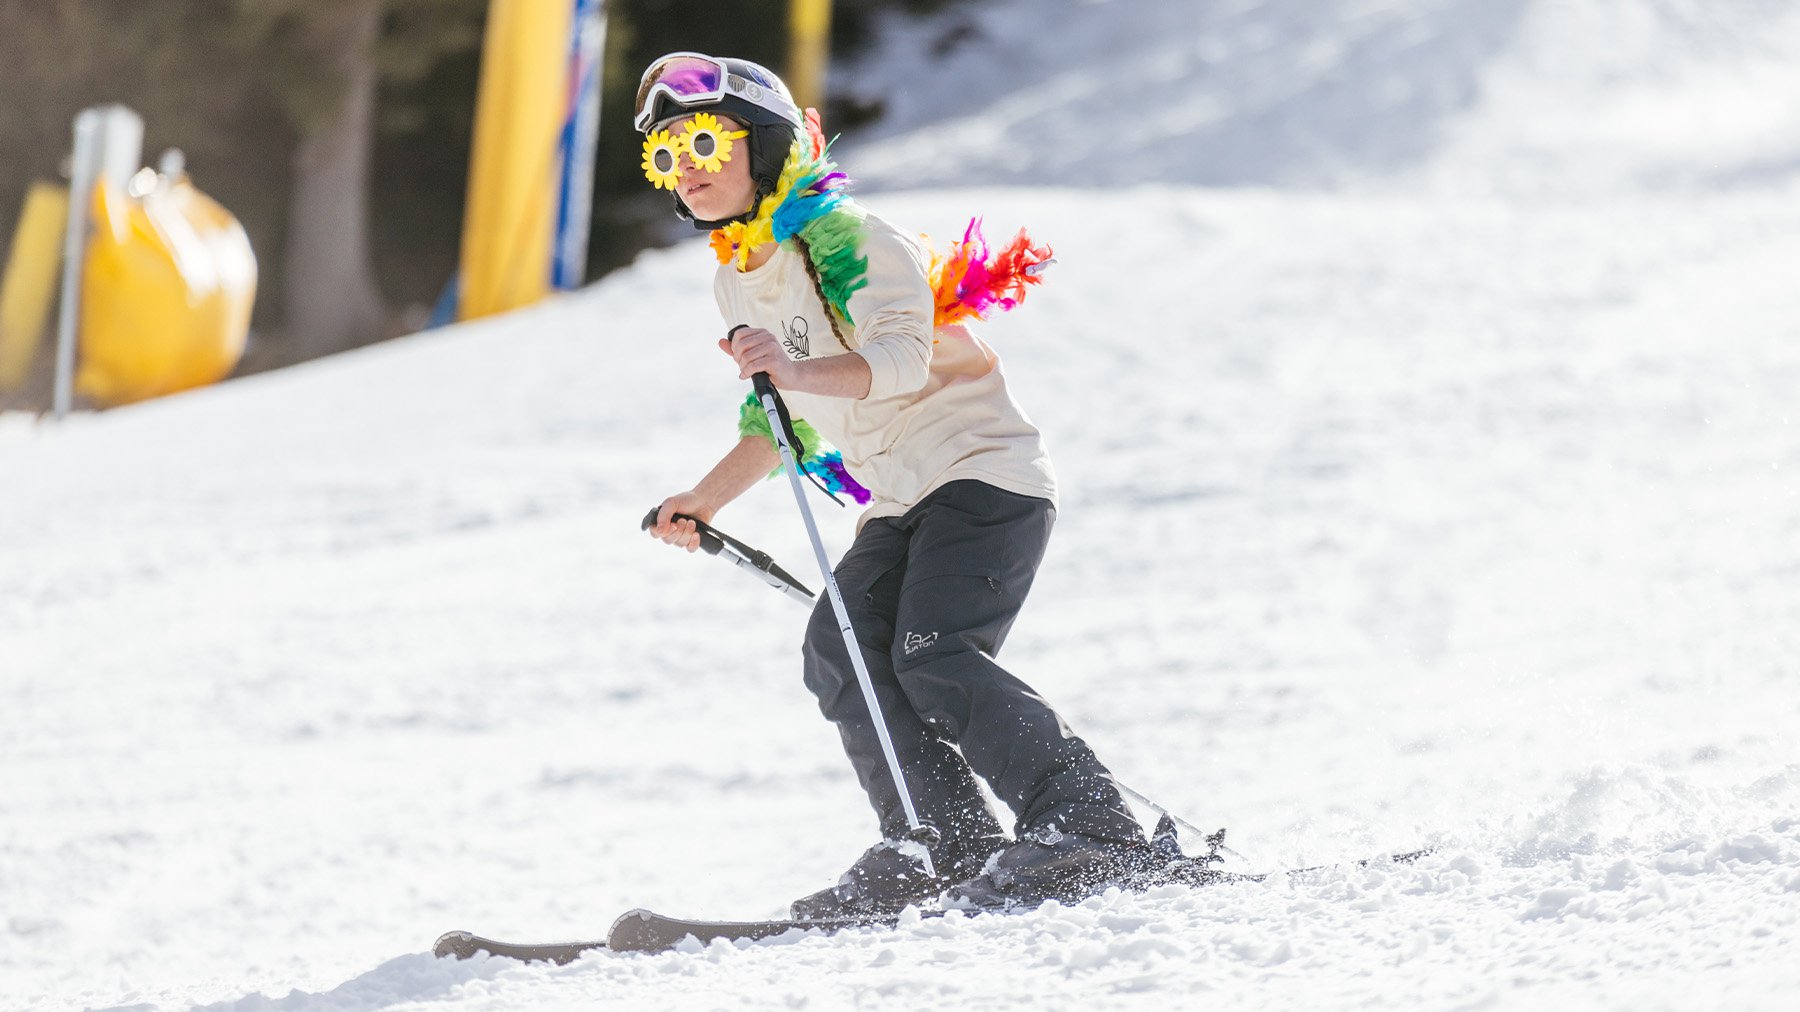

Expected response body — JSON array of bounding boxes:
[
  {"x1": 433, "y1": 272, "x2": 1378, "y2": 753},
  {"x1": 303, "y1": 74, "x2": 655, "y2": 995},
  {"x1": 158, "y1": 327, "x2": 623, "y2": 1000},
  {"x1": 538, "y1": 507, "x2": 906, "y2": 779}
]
[{"x1": 801, "y1": 479, "x2": 1141, "y2": 853}]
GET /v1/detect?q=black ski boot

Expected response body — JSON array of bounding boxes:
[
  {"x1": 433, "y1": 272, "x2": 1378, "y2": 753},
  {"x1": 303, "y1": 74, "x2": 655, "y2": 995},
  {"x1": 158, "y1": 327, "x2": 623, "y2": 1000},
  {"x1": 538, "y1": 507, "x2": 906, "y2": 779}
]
[
  {"x1": 791, "y1": 829, "x2": 1003, "y2": 920},
  {"x1": 945, "y1": 824, "x2": 1158, "y2": 910}
]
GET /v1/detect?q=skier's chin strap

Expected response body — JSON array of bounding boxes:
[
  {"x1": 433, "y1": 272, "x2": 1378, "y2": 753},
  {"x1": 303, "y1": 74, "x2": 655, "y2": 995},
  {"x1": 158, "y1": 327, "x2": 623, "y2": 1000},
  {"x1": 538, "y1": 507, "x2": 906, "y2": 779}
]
[{"x1": 684, "y1": 204, "x2": 750, "y2": 230}]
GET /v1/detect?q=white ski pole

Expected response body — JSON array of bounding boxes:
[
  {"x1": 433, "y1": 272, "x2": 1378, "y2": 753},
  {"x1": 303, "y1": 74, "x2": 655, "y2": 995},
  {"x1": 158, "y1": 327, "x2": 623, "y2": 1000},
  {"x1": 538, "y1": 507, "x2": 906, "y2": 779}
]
[{"x1": 750, "y1": 368, "x2": 937, "y2": 875}]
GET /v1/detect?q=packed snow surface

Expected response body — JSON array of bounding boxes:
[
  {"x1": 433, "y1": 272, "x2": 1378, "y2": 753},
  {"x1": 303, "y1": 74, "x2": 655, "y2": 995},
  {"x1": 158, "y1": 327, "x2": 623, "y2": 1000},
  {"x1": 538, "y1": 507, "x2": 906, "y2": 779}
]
[{"x1": 5, "y1": 1, "x2": 1800, "y2": 1009}]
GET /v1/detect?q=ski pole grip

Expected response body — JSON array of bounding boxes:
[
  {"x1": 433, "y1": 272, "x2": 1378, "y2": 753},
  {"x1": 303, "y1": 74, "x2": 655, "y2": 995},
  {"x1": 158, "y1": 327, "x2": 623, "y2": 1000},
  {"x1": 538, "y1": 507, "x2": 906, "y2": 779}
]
[
  {"x1": 724, "y1": 324, "x2": 777, "y2": 404},
  {"x1": 640, "y1": 506, "x2": 723, "y2": 555}
]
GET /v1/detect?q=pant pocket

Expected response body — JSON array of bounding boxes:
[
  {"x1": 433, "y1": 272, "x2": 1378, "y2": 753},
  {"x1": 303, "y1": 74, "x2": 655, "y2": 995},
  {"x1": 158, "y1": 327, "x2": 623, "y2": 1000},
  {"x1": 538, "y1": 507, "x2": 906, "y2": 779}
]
[{"x1": 892, "y1": 570, "x2": 1015, "y2": 670}]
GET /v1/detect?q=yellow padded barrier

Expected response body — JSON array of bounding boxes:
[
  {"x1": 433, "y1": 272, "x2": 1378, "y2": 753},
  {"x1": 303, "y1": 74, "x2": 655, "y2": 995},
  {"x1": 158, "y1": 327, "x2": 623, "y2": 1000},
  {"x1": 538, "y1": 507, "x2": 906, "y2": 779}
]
[
  {"x1": 0, "y1": 182, "x2": 70, "y2": 391},
  {"x1": 458, "y1": 0, "x2": 573, "y2": 321},
  {"x1": 788, "y1": 0, "x2": 834, "y2": 113},
  {"x1": 75, "y1": 172, "x2": 256, "y2": 406}
]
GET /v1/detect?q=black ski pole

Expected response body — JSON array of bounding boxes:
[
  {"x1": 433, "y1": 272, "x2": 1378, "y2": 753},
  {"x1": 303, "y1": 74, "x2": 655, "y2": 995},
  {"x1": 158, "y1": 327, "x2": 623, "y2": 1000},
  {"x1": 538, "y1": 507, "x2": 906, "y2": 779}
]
[{"x1": 639, "y1": 508, "x2": 816, "y2": 603}]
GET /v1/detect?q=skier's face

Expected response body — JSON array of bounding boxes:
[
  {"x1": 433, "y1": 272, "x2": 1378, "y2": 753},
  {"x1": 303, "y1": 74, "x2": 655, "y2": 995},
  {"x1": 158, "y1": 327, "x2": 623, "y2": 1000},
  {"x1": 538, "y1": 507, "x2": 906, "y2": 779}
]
[{"x1": 659, "y1": 113, "x2": 757, "y2": 221}]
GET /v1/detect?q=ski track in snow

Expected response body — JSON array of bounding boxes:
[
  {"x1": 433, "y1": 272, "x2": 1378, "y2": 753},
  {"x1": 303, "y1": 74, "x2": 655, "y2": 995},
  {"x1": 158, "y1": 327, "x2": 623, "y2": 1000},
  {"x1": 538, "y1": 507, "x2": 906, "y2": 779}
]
[{"x1": 7, "y1": 1, "x2": 1800, "y2": 1010}]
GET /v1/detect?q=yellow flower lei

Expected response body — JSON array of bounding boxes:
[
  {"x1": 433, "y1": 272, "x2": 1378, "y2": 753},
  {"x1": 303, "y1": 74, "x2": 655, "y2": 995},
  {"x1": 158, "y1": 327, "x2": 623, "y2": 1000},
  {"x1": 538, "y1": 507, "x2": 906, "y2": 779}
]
[{"x1": 710, "y1": 133, "x2": 825, "y2": 271}]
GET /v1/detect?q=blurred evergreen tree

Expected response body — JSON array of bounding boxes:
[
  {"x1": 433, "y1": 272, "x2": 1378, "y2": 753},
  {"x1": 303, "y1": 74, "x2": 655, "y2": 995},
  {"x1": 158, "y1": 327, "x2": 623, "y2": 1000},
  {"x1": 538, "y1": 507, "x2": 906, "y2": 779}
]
[
  {"x1": 0, "y1": 0, "x2": 484, "y2": 373},
  {"x1": 0, "y1": 0, "x2": 965, "y2": 389},
  {"x1": 225, "y1": 0, "x2": 488, "y2": 361}
]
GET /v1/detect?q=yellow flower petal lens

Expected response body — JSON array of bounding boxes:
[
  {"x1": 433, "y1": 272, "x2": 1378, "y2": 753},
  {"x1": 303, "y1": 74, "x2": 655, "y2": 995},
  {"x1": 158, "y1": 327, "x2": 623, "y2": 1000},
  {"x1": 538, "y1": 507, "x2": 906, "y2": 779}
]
[
  {"x1": 680, "y1": 114, "x2": 747, "y2": 174},
  {"x1": 641, "y1": 129, "x2": 683, "y2": 189}
]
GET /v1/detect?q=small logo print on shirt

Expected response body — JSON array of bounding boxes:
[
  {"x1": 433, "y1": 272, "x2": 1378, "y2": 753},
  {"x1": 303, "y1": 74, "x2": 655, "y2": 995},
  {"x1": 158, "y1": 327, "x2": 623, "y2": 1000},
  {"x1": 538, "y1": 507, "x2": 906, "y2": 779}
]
[
  {"x1": 781, "y1": 316, "x2": 811, "y2": 359},
  {"x1": 903, "y1": 631, "x2": 939, "y2": 655}
]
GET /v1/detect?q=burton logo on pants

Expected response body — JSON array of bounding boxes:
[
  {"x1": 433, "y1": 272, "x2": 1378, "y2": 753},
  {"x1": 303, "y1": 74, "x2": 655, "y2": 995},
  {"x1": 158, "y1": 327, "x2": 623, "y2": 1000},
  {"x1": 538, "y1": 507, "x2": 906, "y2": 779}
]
[{"x1": 903, "y1": 631, "x2": 939, "y2": 655}]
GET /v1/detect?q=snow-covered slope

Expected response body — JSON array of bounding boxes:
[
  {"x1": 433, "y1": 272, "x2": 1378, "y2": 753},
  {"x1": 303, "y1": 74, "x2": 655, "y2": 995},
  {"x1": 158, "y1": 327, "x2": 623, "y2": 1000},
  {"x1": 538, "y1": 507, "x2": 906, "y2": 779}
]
[
  {"x1": 838, "y1": 0, "x2": 1800, "y2": 194},
  {"x1": 6, "y1": 1, "x2": 1800, "y2": 1009},
  {"x1": 8, "y1": 183, "x2": 1798, "y2": 1012}
]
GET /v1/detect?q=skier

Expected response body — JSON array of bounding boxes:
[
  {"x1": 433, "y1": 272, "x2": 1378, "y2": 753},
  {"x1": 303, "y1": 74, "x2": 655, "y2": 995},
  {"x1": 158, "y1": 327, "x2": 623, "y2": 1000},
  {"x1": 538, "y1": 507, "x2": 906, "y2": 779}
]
[{"x1": 637, "y1": 52, "x2": 1153, "y2": 916}]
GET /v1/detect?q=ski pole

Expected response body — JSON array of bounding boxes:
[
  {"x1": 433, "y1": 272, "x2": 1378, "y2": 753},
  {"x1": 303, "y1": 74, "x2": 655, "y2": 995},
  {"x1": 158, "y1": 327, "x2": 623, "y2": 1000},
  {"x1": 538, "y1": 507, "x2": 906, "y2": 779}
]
[
  {"x1": 1112, "y1": 779, "x2": 1246, "y2": 862},
  {"x1": 639, "y1": 507, "x2": 816, "y2": 603},
  {"x1": 749, "y1": 367, "x2": 938, "y2": 874}
]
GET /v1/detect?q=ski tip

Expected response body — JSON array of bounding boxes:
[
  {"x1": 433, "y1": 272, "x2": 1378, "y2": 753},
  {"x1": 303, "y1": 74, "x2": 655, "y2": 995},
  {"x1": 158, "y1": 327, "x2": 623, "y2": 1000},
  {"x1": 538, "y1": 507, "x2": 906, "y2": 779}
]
[
  {"x1": 433, "y1": 930, "x2": 479, "y2": 960},
  {"x1": 432, "y1": 930, "x2": 609, "y2": 964},
  {"x1": 606, "y1": 908, "x2": 674, "y2": 954}
]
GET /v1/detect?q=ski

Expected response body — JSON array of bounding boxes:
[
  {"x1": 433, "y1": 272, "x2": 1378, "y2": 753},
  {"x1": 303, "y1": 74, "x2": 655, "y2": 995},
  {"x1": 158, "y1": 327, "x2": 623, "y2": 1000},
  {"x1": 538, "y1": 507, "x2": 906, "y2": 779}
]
[
  {"x1": 608, "y1": 906, "x2": 910, "y2": 953},
  {"x1": 598, "y1": 849, "x2": 1437, "y2": 954},
  {"x1": 431, "y1": 909, "x2": 903, "y2": 964},
  {"x1": 435, "y1": 847, "x2": 1436, "y2": 961},
  {"x1": 1297, "y1": 847, "x2": 1435, "y2": 878},
  {"x1": 432, "y1": 930, "x2": 607, "y2": 965}
]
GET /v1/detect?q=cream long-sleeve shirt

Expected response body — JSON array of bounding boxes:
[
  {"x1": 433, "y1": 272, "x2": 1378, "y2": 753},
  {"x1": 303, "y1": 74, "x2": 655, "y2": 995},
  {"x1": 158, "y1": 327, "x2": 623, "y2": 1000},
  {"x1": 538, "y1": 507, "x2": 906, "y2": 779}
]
[{"x1": 713, "y1": 208, "x2": 1057, "y2": 523}]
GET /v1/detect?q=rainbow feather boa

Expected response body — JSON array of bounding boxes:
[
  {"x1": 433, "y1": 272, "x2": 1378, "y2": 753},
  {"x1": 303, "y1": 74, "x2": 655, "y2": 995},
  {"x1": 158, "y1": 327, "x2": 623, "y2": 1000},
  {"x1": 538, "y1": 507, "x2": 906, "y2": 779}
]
[
  {"x1": 711, "y1": 110, "x2": 870, "y2": 323},
  {"x1": 710, "y1": 111, "x2": 1055, "y2": 332},
  {"x1": 927, "y1": 217, "x2": 1055, "y2": 329},
  {"x1": 737, "y1": 393, "x2": 872, "y2": 505},
  {"x1": 719, "y1": 112, "x2": 1054, "y2": 506}
]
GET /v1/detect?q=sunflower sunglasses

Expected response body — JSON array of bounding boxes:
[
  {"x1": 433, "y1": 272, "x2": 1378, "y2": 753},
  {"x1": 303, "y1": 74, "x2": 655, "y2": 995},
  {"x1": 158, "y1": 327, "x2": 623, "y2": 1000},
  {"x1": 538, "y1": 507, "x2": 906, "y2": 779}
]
[{"x1": 642, "y1": 114, "x2": 748, "y2": 190}]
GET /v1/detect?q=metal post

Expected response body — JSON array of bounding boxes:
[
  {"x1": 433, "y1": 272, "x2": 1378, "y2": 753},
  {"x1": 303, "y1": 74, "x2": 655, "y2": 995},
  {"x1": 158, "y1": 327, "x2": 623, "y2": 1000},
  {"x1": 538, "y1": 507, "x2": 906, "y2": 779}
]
[
  {"x1": 52, "y1": 114, "x2": 98, "y2": 419},
  {"x1": 52, "y1": 105, "x2": 142, "y2": 420}
]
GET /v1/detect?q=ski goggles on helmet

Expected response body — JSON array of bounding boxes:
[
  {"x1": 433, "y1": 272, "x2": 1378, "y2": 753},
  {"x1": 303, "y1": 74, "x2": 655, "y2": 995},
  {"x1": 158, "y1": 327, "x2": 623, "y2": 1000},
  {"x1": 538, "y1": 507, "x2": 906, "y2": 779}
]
[
  {"x1": 632, "y1": 51, "x2": 800, "y2": 133},
  {"x1": 641, "y1": 114, "x2": 748, "y2": 189}
]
